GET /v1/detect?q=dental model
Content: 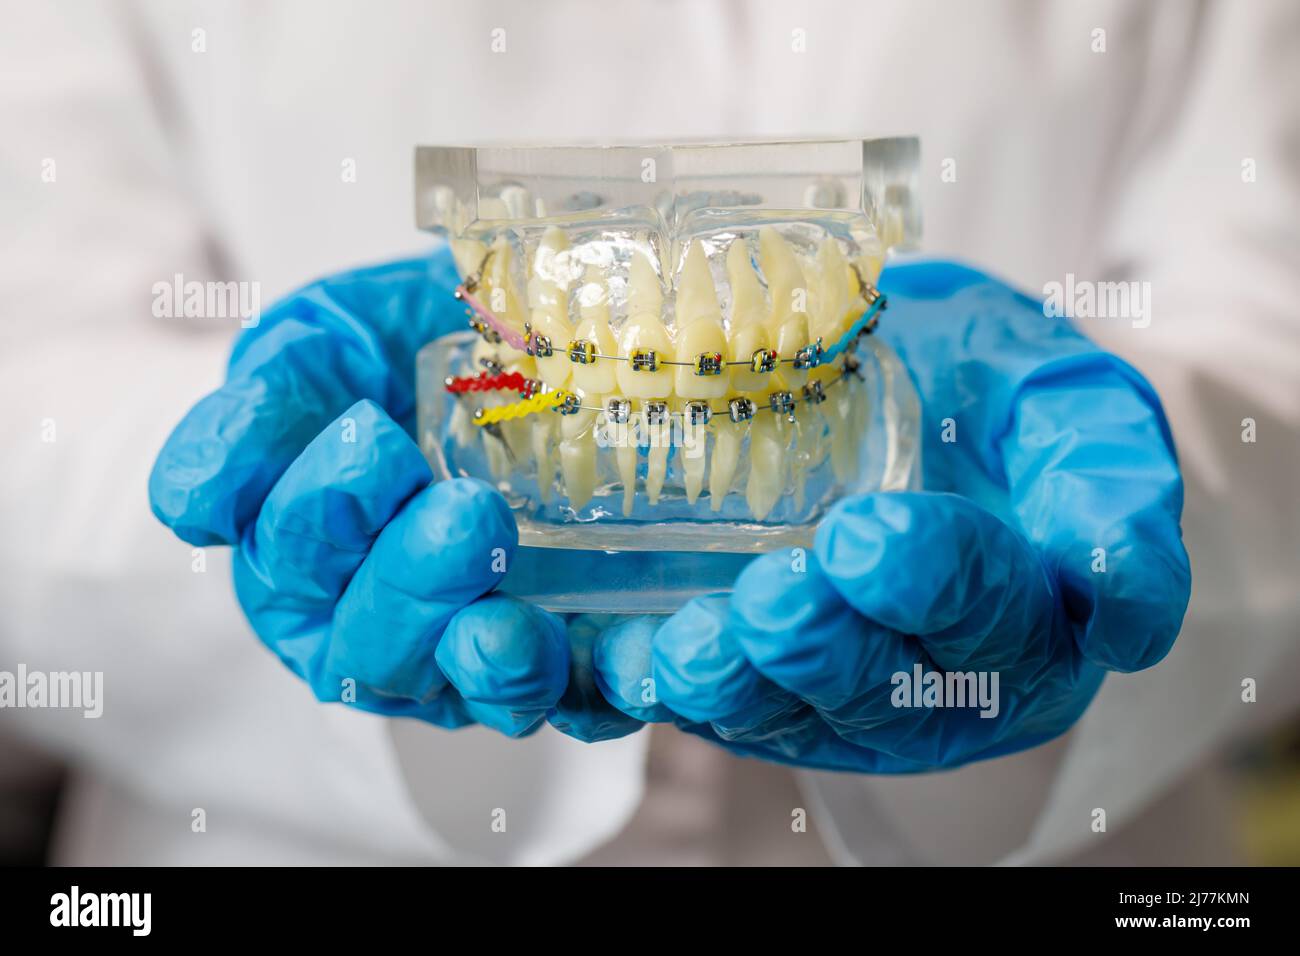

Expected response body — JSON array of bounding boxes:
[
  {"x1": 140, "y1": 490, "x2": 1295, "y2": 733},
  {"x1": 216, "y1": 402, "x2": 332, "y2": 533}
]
[
  {"x1": 440, "y1": 222, "x2": 887, "y2": 523},
  {"x1": 415, "y1": 139, "x2": 920, "y2": 613}
]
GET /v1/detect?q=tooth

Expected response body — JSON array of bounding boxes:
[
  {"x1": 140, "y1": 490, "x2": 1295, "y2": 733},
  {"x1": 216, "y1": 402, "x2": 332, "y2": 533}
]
[
  {"x1": 558, "y1": 405, "x2": 598, "y2": 511},
  {"x1": 643, "y1": 402, "x2": 671, "y2": 505},
  {"x1": 571, "y1": 264, "x2": 618, "y2": 395},
  {"x1": 626, "y1": 246, "x2": 661, "y2": 315},
  {"x1": 468, "y1": 334, "x2": 535, "y2": 467},
  {"x1": 824, "y1": 384, "x2": 855, "y2": 485},
  {"x1": 725, "y1": 239, "x2": 773, "y2": 393},
  {"x1": 708, "y1": 417, "x2": 744, "y2": 511},
  {"x1": 678, "y1": 399, "x2": 708, "y2": 505},
  {"x1": 791, "y1": 414, "x2": 825, "y2": 512},
  {"x1": 813, "y1": 237, "x2": 854, "y2": 343},
  {"x1": 673, "y1": 243, "x2": 730, "y2": 399},
  {"x1": 532, "y1": 413, "x2": 559, "y2": 503},
  {"x1": 528, "y1": 227, "x2": 573, "y2": 388},
  {"x1": 646, "y1": 448, "x2": 668, "y2": 504},
  {"x1": 759, "y1": 227, "x2": 812, "y2": 392},
  {"x1": 616, "y1": 425, "x2": 638, "y2": 516},
  {"x1": 746, "y1": 412, "x2": 787, "y2": 521},
  {"x1": 601, "y1": 393, "x2": 639, "y2": 515},
  {"x1": 616, "y1": 251, "x2": 674, "y2": 399}
]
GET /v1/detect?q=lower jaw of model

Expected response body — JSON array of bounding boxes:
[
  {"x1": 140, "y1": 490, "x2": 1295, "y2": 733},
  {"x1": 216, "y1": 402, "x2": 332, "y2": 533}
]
[{"x1": 423, "y1": 222, "x2": 899, "y2": 547}]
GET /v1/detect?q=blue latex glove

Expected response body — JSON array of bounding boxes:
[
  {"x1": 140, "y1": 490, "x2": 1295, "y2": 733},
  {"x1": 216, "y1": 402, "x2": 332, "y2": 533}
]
[
  {"x1": 149, "y1": 251, "x2": 638, "y2": 741},
  {"x1": 596, "y1": 261, "x2": 1192, "y2": 772}
]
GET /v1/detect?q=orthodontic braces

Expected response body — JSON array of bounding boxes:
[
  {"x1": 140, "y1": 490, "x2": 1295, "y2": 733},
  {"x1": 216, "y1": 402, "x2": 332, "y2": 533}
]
[
  {"x1": 454, "y1": 253, "x2": 886, "y2": 374},
  {"x1": 456, "y1": 354, "x2": 863, "y2": 428},
  {"x1": 451, "y1": 250, "x2": 883, "y2": 428}
]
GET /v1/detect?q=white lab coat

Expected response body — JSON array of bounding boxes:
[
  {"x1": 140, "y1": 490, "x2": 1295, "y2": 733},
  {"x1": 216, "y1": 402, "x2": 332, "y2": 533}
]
[{"x1": 2, "y1": 0, "x2": 1298, "y2": 865}]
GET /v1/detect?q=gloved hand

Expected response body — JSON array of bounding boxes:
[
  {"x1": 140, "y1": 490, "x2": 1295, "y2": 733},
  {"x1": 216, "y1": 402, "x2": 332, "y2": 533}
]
[
  {"x1": 149, "y1": 251, "x2": 640, "y2": 741},
  {"x1": 594, "y1": 261, "x2": 1192, "y2": 771}
]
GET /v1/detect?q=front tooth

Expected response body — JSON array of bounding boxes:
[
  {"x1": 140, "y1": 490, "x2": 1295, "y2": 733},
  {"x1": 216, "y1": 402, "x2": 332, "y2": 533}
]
[
  {"x1": 759, "y1": 227, "x2": 812, "y2": 391},
  {"x1": 725, "y1": 239, "x2": 774, "y2": 393},
  {"x1": 571, "y1": 264, "x2": 618, "y2": 394},
  {"x1": 483, "y1": 236, "x2": 531, "y2": 365},
  {"x1": 673, "y1": 244, "x2": 730, "y2": 399},
  {"x1": 746, "y1": 413, "x2": 787, "y2": 521},
  {"x1": 644, "y1": 402, "x2": 671, "y2": 505},
  {"x1": 678, "y1": 398, "x2": 708, "y2": 505},
  {"x1": 708, "y1": 417, "x2": 744, "y2": 511},
  {"x1": 616, "y1": 251, "x2": 674, "y2": 398},
  {"x1": 602, "y1": 393, "x2": 639, "y2": 515},
  {"x1": 558, "y1": 405, "x2": 598, "y2": 511},
  {"x1": 528, "y1": 227, "x2": 573, "y2": 388}
]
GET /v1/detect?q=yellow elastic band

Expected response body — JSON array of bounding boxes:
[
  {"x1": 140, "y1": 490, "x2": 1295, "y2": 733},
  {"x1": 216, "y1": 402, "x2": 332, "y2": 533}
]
[{"x1": 473, "y1": 390, "x2": 570, "y2": 426}]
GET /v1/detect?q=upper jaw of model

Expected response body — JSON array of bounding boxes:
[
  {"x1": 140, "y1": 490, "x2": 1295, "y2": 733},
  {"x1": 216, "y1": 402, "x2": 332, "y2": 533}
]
[{"x1": 417, "y1": 139, "x2": 919, "y2": 526}]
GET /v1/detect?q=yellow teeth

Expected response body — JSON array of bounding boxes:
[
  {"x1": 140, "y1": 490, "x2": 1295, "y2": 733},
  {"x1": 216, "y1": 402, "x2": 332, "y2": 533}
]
[{"x1": 673, "y1": 243, "x2": 730, "y2": 400}]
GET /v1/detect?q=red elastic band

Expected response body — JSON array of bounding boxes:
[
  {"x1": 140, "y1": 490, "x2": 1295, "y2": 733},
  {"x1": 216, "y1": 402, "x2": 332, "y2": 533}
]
[{"x1": 445, "y1": 371, "x2": 530, "y2": 394}]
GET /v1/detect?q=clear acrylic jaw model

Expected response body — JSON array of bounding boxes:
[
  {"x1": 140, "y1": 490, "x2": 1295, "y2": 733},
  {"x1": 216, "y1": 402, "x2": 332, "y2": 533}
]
[{"x1": 414, "y1": 140, "x2": 922, "y2": 613}]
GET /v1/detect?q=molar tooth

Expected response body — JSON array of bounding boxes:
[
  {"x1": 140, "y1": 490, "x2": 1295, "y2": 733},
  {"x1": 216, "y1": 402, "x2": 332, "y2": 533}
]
[
  {"x1": 616, "y1": 251, "x2": 674, "y2": 399},
  {"x1": 571, "y1": 264, "x2": 618, "y2": 394},
  {"x1": 528, "y1": 227, "x2": 573, "y2": 388},
  {"x1": 673, "y1": 243, "x2": 730, "y2": 399},
  {"x1": 725, "y1": 240, "x2": 774, "y2": 393},
  {"x1": 708, "y1": 416, "x2": 744, "y2": 511}
]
